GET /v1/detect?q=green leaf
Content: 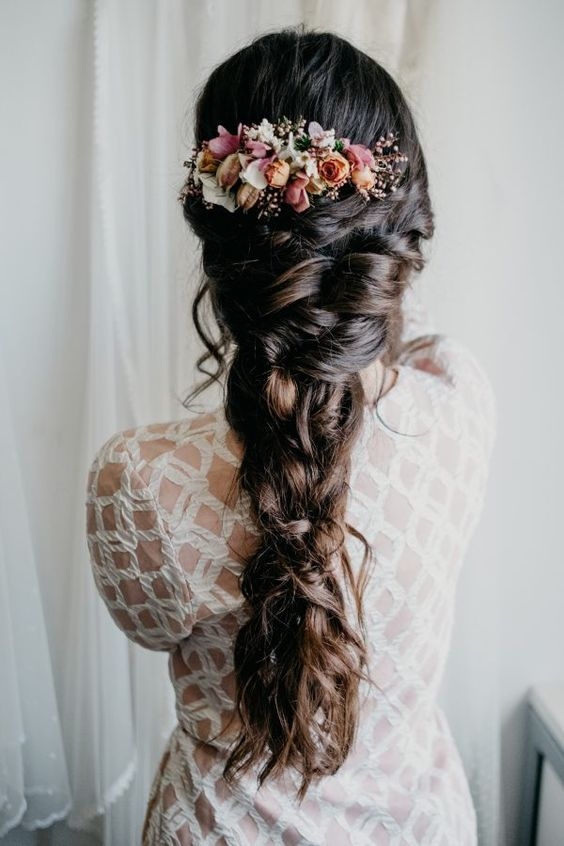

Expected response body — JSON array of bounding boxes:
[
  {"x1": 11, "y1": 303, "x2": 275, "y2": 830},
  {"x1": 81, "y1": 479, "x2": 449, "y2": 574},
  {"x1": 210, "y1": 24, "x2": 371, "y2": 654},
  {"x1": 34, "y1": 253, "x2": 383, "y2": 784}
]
[{"x1": 294, "y1": 134, "x2": 311, "y2": 151}]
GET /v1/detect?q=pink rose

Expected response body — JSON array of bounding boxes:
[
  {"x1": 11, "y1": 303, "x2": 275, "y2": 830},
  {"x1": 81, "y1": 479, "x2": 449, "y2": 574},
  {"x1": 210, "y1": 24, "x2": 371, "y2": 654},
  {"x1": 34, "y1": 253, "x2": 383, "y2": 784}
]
[
  {"x1": 208, "y1": 123, "x2": 243, "y2": 159},
  {"x1": 342, "y1": 139, "x2": 376, "y2": 171},
  {"x1": 283, "y1": 171, "x2": 310, "y2": 213}
]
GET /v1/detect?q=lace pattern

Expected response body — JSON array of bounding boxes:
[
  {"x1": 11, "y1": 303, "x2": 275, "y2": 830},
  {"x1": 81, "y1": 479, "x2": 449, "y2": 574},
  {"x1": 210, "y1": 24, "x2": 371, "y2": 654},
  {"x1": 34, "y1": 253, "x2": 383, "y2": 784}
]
[{"x1": 85, "y1": 285, "x2": 496, "y2": 845}]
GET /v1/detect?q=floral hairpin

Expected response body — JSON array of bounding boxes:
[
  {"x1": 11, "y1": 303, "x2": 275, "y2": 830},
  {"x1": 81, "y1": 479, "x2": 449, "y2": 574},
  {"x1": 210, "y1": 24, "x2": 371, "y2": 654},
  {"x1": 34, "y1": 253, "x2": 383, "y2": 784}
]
[{"x1": 178, "y1": 116, "x2": 408, "y2": 220}]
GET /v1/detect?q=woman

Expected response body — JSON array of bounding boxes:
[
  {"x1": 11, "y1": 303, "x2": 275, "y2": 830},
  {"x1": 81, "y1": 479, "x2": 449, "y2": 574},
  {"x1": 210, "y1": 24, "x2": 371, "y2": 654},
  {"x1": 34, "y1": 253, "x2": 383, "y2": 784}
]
[{"x1": 85, "y1": 25, "x2": 496, "y2": 845}]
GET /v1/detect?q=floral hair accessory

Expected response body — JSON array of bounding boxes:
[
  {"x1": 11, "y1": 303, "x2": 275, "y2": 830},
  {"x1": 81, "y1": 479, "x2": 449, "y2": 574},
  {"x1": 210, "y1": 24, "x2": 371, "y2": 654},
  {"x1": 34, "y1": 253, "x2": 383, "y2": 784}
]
[{"x1": 178, "y1": 116, "x2": 408, "y2": 220}]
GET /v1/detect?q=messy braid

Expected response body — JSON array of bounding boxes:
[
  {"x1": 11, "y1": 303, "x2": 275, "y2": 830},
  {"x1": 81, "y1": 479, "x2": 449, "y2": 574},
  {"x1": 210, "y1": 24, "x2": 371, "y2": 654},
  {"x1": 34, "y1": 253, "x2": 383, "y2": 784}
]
[{"x1": 180, "y1": 25, "x2": 434, "y2": 801}]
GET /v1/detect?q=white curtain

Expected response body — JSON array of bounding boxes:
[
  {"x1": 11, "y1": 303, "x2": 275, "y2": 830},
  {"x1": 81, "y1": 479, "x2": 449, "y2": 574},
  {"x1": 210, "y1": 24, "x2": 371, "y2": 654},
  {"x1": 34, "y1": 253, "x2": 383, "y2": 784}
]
[
  {"x1": 0, "y1": 347, "x2": 72, "y2": 837},
  {"x1": 1, "y1": 2, "x2": 502, "y2": 844}
]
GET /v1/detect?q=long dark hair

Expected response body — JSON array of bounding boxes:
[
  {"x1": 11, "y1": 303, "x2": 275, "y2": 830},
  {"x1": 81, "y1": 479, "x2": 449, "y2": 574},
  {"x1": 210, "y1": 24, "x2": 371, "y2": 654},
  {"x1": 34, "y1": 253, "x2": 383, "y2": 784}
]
[{"x1": 180, "y1": 24, "x2": 434, "y2": 801}]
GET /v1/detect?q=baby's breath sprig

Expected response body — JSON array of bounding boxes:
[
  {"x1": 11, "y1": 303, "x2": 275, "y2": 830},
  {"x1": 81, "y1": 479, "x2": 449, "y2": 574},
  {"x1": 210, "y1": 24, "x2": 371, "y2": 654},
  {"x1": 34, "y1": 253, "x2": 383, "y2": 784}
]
[{"x1": 256, "y1": 185, "x2": 284, "y2": 220}]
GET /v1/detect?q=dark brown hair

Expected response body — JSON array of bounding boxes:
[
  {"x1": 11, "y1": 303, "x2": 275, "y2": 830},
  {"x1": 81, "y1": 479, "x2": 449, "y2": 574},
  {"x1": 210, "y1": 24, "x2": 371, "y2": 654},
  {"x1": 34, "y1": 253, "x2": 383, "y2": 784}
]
[{"x1": 180, "y1": 24, "x2": 434, "y2": 801}]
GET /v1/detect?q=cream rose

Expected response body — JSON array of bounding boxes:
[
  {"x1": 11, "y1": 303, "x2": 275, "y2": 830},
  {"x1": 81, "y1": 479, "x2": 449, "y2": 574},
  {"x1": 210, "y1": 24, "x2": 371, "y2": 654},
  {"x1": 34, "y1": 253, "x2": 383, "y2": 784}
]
[
  {"x1": 351, "y1": 165, "x2": 376, "y2": 190},
  {"x1": 264, "y1": 159, "x2": 291, "y2": 188}
]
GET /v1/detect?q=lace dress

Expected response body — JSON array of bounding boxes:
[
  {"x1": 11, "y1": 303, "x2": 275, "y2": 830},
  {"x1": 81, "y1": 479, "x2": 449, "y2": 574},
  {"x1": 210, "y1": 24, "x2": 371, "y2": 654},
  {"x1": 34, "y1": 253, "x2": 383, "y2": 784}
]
[{"x1": 85, "y1": 285, "x2": 496, "y2": 845}]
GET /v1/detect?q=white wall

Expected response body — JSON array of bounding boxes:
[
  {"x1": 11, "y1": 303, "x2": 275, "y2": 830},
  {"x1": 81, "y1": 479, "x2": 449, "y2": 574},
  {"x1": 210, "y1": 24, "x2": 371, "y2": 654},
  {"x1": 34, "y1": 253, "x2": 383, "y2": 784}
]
[
  {"x1": 1, "y1": 1, "x2": 563, "y2": 844},
  {"x1": 417, "y1": 1, "x2": 564, "y2": 840},
  {"x1": 487, "y1": 1, "x2": 564, "y2": 841}
]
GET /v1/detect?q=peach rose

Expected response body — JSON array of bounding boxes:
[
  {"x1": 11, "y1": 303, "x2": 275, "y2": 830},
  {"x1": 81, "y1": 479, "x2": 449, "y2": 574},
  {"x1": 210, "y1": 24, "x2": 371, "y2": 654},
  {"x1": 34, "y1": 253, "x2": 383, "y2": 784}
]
[
  {"x1": 216, "y1": 152, "x2": 242, "y2": 188},
  {"x1": 318, "y1": 151, "x2": 350, "y2": 187},
  {"x1": 197, "y1": 148, "x2": 220, "y2": 173},
  {"x1": 236, "y1": 182, "x2": 261, "y2": 210},
  {"x1": 264, "y1": 159, "x2": 290, "y2": 188},
  {"x1": 351, "y1": 165, "x2": 376, "y2": 190}
]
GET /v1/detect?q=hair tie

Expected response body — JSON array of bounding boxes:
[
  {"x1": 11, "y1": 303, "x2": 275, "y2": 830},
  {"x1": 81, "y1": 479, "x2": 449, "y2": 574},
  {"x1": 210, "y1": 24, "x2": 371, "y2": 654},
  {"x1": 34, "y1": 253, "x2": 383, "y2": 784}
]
[{"x1": 178, "y1": 116, "x2": 408, "y2": 221}]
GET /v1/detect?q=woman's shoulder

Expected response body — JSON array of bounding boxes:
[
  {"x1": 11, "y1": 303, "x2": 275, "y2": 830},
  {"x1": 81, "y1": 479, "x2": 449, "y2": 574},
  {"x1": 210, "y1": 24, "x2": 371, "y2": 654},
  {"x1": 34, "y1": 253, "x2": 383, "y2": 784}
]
[
  {"x1": 420, "y1": 333, "x2": 497, "y2": 444},
  {"x1": 92, "y1": 406, "x2": 236, "y2": 469},
  {"x1": 390, "y1": 283, "x2": 497, "y2": 449},
  {"x1": 87, "y1": 405, "x2": 244, "y2": 531},
  {"x1": 370, "y1": 333, "x2": 497, "y2": 462}
]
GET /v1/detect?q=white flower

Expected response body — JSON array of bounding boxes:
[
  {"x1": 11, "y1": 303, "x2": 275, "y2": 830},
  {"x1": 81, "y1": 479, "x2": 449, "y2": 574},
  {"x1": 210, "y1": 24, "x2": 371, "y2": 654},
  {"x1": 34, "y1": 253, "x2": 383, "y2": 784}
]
[
  {"x1": 246, "y1": 118, "x2": 270, "y2": 140},
  {"x1": 239, "y1": 157, "x2": 268, "y2": 190},
  {"x1": 278, "y1": 144, "x2": 318, "y2": 178},
  {"x1": 303, "y1": 156, "x2": 319, "y2": 179},
  {"x1": 307, "y1": 120, "x2": 336, "y2": 148},
  {"x1": 294, "y1": 152, "x2": 310, "y2": 171},
  {"x1": 247, "y1": 118, "x2": 275, "y2": 145},
  {"x1": 277, "y1": 132, "x2": 310, "y2": 173},
  {"x1": 267, "y1": 136, "x2": 283, "y2": 154},
  {"x1": 198, "y1": 171, "x2": 237, "y2": 212},
  {"x1": 246, "y1": 118, "x2": 283, "y2": 154}
]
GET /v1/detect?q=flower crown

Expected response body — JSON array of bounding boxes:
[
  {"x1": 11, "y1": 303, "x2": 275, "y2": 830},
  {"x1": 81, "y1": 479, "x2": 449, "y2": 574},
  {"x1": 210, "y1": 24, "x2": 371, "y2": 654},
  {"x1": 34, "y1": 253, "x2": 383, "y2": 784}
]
[{"x1": 178, "y1": 116, "x2": 408, "y2": 221}]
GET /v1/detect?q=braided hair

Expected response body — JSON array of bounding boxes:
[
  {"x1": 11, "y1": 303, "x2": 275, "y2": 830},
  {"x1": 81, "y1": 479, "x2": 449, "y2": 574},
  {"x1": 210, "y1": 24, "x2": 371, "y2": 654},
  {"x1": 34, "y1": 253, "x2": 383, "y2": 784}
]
[{"x1": 180, "y1": 24, "x2": 435, "y2": 802}]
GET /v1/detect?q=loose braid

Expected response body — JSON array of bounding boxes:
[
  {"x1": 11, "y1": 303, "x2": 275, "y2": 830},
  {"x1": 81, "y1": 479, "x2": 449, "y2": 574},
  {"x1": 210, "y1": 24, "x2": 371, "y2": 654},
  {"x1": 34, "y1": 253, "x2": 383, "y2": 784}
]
[{"x1": 180, "y1": 26, "x2": 434, "y2": 802}]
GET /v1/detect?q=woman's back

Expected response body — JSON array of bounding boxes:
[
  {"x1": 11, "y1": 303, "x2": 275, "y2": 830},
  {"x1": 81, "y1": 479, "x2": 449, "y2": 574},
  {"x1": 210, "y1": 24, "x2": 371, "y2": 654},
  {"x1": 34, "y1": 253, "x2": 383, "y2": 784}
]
[{"x1": 85, "y1": 285, "x2": 496, "y2": 844}]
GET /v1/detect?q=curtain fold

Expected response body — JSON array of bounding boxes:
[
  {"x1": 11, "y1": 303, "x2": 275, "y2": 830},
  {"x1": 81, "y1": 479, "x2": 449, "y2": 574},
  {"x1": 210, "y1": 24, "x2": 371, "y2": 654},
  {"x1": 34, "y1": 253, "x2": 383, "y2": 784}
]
[
  {"x1": 0, "y1": 347, "x2": 72, "y2": 836},
  {"x1": 61, "y1": 0, "x2": 181, "y2": 839}
]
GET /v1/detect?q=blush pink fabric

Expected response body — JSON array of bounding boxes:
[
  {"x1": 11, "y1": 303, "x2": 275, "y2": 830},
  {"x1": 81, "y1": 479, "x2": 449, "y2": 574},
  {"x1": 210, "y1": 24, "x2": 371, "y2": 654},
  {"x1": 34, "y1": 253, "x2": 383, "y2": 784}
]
[{"x1": 85, "y1": 287, "x2": 496, "y2": 845}]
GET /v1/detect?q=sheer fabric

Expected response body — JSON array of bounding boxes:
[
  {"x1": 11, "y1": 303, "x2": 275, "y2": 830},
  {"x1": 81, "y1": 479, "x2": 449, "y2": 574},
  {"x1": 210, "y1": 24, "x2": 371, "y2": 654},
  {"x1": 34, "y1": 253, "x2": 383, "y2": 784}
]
[
  {"x1": 0, "y1": 350, "x2": 72, "y2": 836},
  {"x1": 85, "y1": 285, "x2": 497, "y2": 844}
]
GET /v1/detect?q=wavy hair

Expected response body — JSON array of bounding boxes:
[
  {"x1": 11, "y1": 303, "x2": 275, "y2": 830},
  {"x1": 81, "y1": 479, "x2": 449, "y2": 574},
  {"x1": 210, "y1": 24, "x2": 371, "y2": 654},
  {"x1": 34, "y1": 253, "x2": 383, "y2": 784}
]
[{"x1": 180, "y1": 24, "x2": 435, "y2": 801}]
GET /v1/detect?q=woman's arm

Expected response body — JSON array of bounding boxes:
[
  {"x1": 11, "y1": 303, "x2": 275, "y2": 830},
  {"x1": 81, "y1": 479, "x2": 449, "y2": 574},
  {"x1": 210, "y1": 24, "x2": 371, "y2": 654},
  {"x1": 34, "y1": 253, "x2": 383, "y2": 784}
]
[{"x1": 85, "y1": 430, "x2": 196, "y2": 651}]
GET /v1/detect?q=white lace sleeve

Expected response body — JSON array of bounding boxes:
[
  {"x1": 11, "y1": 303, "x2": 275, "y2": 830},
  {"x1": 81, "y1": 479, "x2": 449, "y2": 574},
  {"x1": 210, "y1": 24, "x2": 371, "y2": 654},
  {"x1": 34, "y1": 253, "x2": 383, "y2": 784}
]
[{"x1": 85, "y1": 431, "x2": 196, "y2": 651}]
